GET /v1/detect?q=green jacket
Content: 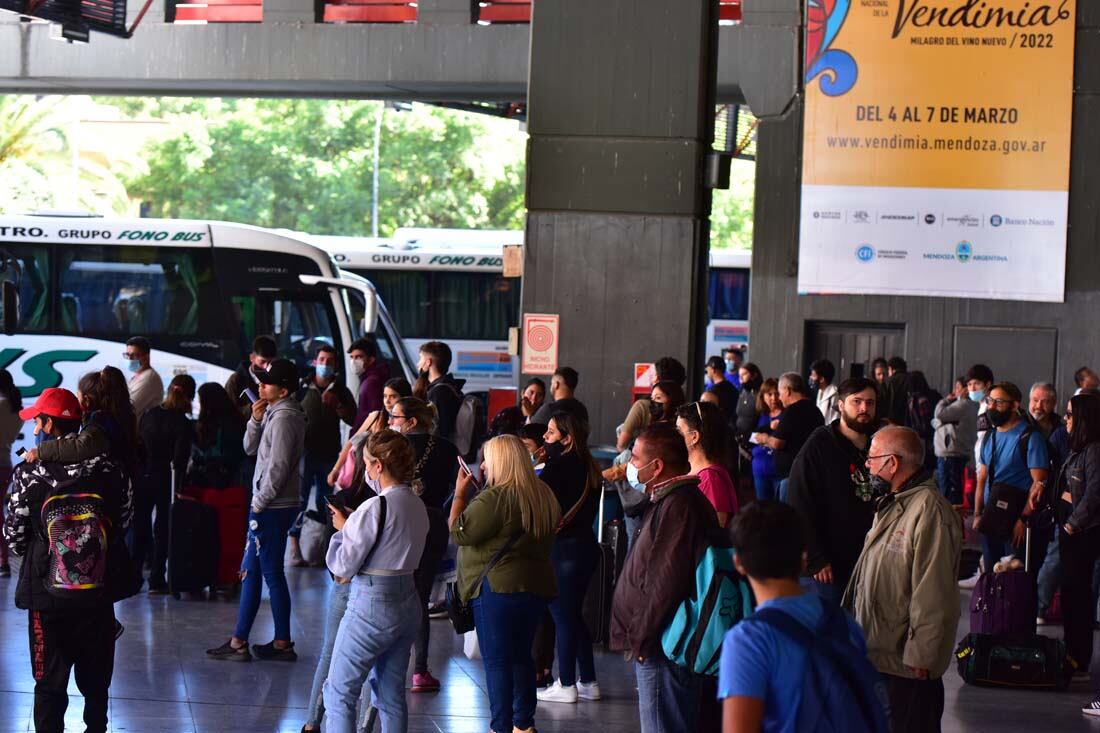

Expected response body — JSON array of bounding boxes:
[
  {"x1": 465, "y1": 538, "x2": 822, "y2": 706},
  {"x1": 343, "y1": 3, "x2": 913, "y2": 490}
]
[
  {"x1": 842, "y1": 472, "x2": 962, "y2": 679},
  {"x1": 451, "y1": 484, "x2": 557, "y2": 602}
]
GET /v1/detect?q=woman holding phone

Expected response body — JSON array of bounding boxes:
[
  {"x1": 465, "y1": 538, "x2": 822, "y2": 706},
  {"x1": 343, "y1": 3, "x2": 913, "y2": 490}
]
[
  {"x1": 537, "y1": 411, "x2": 602, "y2": 704},
  {"x1": 449, "y1": 434, "x2": 560, "y2": 733},
  {"x1": 322, "y1": 429, "x2": 429, "y2": 733}
]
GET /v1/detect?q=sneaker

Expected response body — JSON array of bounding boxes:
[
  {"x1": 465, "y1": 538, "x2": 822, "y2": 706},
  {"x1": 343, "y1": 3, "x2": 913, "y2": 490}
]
[
  {"x1": 411, "y1": 671, "x2": 441, "y2": 693},
  {"x1": 252, "y1": 640, "x2": 297, "y2": 661},
  {"x1": 428, "y1": 603, "x2": 449, "y2": 619},
  {"x1": 958, "y1": 569, "x2": 981, "y2": 590},
  {"x1": 1037, "y1": 616, "x2": 1048, "y2": 626},
  {"x1": 0, "y1": 564, "x2": 10, "y2": 577},
  {"x1": 577, "y1": 680, "x2": 602, "y2": 701},
  {"x1": 1083, "y1": 695, "x2": 1100, "y2": 716},
  {"x1": 206, "y1": 640, "x2": 252, "y2": 662},
  {"x1": 534, "y1": 673, "x2": 552, "y2": 690},
  {"x1": 536, "y1": 680, "x2": 578, "y2": 704},
  {"x1": 288, "y1": 538, "x2": 308, "y2": 568}
]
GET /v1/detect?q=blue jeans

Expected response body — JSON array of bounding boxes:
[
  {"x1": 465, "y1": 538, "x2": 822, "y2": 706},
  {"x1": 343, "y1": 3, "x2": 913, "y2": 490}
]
[
  {"x1": 1037, "y1": 535, "x2": 1061, "y2": 614},
  {"x1": 324, "y1": 574, "x2": 420, "y2": 733},
  {"x1": 290, "y1": 458, "x2": 331, "y2": 539},
  {"x1": 471, "y1": 578, "x2": 546, "y2": 733},
  {"x1": 234, "y1": 507, "x2": 298, "y2": 641},
  {"x1": 635, "y1": 652, "x2": 701, "y2": 733},
  {"x1": 753, "y1": 473, "x2": 779, "y2": 502},
  {"x1": 548, "y1": 536, "x2": 598, "y2": 687},
  {"x1": 777, "y1": 478, "x2": 790, "y2": 503},
  {"x1": 305, "y1": 581, "x2": 371, "y2": 729},
  {"x1": 936, "y1": 456, "x2": 966, "y2": 505}
]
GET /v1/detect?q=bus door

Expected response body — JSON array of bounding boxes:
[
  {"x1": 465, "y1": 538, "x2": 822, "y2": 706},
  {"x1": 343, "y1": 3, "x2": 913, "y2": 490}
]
[{"x1": 231, "y1": 290, "x2": 342, "y2": 375}]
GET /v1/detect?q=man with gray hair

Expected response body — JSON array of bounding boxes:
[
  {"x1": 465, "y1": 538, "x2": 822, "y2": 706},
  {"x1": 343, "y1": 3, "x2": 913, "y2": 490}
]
[
  {"x1": 1028, "y1": 382, "x2": 1060, "y2": 438},
  {"x1": 757, "y1": 372, "x2": 823, "y2": 502},
  {"x1": 843, "y1": 426, "x2": 962, "y2": 733}
]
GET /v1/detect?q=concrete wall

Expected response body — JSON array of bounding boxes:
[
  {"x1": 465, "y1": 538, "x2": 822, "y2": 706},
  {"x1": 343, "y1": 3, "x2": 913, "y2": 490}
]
[{"x1": 748, "y1": 1, "x2": 1099, "y2": 404}]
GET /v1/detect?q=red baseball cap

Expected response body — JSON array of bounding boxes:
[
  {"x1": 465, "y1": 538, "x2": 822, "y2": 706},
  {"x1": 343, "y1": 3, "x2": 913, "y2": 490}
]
[{"x1": 19, "y1": 388, "x2": 82, "y2": 422}]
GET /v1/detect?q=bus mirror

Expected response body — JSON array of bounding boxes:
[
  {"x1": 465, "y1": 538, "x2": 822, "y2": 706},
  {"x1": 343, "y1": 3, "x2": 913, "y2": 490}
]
[{"x1": 1, "y1": 281, "x2": 16, "y2": 335}]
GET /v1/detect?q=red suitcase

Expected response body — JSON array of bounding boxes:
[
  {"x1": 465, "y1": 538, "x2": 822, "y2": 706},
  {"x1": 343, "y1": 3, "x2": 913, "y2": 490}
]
[{"x1": 181, "y1": 485, "x2": 249, "y2": 587}]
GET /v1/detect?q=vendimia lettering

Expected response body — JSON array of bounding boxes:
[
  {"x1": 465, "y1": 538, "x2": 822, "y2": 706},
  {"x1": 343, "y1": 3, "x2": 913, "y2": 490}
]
[{"x1": 892, "y1": 0, "x2": 1071, "y2": 38}]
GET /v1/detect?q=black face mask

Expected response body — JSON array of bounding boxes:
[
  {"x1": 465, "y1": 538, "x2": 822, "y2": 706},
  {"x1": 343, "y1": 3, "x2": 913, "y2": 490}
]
[
  {"x1": 543, "y1": 441, "x2": 565, "y2": 462},
  {"x1": 987, "y1": 409, "x2": 1011, "y2": 427},
  {"x1": 418, "y1": 369, "x2": 430, "y2": 381},
  {"x1": 649, "y1": 401, "x2": 665, "y2": 420}
]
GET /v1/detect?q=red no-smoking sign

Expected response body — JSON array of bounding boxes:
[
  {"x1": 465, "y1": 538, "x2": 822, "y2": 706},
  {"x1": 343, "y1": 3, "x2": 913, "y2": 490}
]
[{"x1": 521, "y1": 313, "x2": 559, "y2": 375}]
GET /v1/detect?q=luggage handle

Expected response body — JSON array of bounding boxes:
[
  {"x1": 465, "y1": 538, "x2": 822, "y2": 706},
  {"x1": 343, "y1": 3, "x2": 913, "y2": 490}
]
[
  {"x1": 1025, "y1": 524, "x2": 1031, "y2": 574},
  {"x1": 597, "y1": 480, "x2": 606, "y2": 544}
]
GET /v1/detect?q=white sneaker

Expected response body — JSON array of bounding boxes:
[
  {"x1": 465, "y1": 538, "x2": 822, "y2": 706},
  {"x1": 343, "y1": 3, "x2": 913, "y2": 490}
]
[
  {"x1": 577, "y1": 680, "x2": 602, "y2": 701},
  {"x1": 536, "y1": 680, "x2": 578, "y2": 703},
  {"x1": 1082, "y1": 695, "x2": 1100, "y2": 716},
  {"x1": 958, "y1": 569, "x2": 981, "y2": 589}
]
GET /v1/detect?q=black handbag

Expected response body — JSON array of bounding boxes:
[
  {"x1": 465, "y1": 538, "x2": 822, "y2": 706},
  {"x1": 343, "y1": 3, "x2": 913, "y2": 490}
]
[
  {"x1": 445, "y1": 531, "x2": 522, "y2": 634},
  {"x1": 981, "y1": 431, "x2": 1026, "y2": 540}
]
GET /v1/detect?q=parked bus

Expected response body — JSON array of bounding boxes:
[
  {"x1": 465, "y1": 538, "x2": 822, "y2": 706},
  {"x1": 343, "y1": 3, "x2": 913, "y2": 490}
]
[
  {"x1": 315, "y1": 228, "x2": 522, "y2": 393},
  {"x1": 0, "y1": 214, "x2": 415, "y2": 456},
  {"x1": 317, "y1": 229, "x2": 752, "y2": 391}
]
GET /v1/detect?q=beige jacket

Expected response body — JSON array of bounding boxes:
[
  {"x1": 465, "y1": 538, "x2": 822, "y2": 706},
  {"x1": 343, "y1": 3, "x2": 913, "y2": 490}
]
[{"x1": 842, "y1": 473, "x2": 962, "y2": 679}]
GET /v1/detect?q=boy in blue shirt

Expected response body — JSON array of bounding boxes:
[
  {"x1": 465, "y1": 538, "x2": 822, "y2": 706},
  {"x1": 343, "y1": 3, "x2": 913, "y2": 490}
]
[{"x1": 718, "y1": 501, "x2": 869, "y2": 733}]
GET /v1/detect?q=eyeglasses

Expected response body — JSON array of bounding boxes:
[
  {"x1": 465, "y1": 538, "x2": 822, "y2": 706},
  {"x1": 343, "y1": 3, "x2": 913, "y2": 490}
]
[
  {"x1": 985, "y1": 397, "x2": 1015, "y2": 408},
  {"x1": 866, "y1": 453, "x2": 897, "y2": 463},
  {"x1": 389, "y1": 413, "x2": 407, "y2": 421}
]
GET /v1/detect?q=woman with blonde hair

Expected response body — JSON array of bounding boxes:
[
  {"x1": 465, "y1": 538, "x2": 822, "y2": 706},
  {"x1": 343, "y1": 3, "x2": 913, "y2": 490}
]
[{"x1": 450, "y1": 435, "x2": 561, "y2": 733}]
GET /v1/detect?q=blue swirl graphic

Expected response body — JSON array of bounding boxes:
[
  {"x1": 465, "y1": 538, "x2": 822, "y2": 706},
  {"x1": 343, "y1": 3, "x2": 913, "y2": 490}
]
[{"x1": 806, "y1": 49, "x2": 858, "y2": 97}]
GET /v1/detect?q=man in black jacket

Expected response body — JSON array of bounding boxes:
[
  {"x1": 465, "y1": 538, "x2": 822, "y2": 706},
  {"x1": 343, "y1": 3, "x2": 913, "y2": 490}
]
[
  {"x1": 786, "y1": 377, "x2": 879, "y2": 605},
  {"x1": 610, "y1": 423, "x2": 721, "y2": 733},
  {"x1": 415, "y1": 341, "x2": 466, "y2": 443},
  {"x1": 3, "y1": 388, "x2": 133, "y2": 733}
]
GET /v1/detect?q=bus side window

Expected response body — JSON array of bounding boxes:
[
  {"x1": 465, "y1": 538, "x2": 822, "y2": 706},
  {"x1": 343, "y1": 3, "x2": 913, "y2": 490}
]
[{"x1": 0, "y1": 243, "x2": 51, "y2": 332}]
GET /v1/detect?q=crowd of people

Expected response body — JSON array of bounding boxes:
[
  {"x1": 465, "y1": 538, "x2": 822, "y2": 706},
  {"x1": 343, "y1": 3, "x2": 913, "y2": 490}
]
[{"x1": 2, "y1": 334, "x2": 1100, "y2": 733}]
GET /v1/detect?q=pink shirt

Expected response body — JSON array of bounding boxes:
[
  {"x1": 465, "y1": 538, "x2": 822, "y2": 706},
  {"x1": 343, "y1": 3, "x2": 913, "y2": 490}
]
[{"x1": 697, "y1": 464, "x2": 739, "y2": 516}]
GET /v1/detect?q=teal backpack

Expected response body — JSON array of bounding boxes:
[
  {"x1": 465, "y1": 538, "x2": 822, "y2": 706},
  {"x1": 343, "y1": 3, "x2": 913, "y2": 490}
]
[{"x1": 661, "y1": 544, "x2": 755, "y2": 676}]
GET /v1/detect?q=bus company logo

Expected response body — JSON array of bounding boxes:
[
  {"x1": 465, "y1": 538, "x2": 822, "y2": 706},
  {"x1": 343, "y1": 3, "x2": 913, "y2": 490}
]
[
  {"x1": 851, "y1": 210, "x2": 870, "y2": 224},
  {"x1": 924, "y1": 214, "x2": 936, "y2": 225},
  {"x1": 955, "y1": 241, "x2": 973, "y2": 263},
  {"x1": 990, "y1": 215, "x2": 1003, "y2": 227},
  {"x1": 856, "y1": 245, "x2": 876, "y2": 262}
]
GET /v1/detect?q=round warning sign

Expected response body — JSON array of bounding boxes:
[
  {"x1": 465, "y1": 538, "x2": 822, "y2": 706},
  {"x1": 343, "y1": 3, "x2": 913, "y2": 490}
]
[{"x1": 521, "y1": 313, "x2": 559, "y2": 375}]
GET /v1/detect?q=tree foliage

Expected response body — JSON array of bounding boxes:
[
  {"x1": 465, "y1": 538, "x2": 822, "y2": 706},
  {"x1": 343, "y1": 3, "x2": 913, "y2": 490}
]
[{"x1": 124, "y1": 98, "x2": 527, "y2": 236}]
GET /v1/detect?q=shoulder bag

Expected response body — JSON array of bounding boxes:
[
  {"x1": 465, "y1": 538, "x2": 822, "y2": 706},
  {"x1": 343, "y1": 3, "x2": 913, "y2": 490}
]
[
  {"x1": 445, "y1": 530, "x2": 522, "y2": 634},
  {"x1": 980, "y1": 431, "x2": 1027, "y2": 541}
]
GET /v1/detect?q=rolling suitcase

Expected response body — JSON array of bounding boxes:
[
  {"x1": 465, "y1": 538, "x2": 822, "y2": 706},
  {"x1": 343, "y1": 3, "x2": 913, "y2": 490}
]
[
  {"x1": 167, "y1": 468, "x2": 219, "y2": 598},
  {"x1": 187, "y1": 485, "x2": 249, "y2": 587},
  {"x1": 583, "y1": 486, "x2": 615, "y2": 648},
  {"x1": 969, "y1": 527, "x2": 1037, "y2": 636}
]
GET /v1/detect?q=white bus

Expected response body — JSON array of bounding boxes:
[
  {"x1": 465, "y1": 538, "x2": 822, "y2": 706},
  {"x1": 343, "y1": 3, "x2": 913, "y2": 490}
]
[
  {"x1": 0, "y1": 214, "x2": 416, "y2": 455},
  {"x1": 315, "y1": 228, "x2": 522, "y2": 393},
  {"x1": 317, "y1": 229, "x2": 752, "y2": 391}
]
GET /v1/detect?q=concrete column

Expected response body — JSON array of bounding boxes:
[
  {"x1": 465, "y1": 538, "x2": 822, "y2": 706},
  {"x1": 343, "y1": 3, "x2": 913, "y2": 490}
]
[{"x1": 522, "y1": 0, "x2": 719, "y2": 442}]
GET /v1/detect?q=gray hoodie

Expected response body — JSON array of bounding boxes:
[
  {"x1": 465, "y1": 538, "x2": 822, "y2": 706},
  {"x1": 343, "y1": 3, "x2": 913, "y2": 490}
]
[{"x1": 244, "y1": 397, "x2": 307, "y2": 513}]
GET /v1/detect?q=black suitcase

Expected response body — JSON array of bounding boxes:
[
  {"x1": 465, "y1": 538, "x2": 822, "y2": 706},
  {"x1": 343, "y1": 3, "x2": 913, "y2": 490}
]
[
  {"x1": 583, "y1": 486, "x2": 616, "y2": 647},
  {"x1": 955, "y1": 632, "x2": 1073, "y2": 690},
  {"x1": 167, "y1": 469, "x2": 219, "y2": 598}
]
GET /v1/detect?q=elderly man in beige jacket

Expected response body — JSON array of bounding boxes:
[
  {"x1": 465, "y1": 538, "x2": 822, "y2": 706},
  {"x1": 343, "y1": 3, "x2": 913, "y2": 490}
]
[{"x1": 844, "y1": 426, "x2": 962, "y2": 733}]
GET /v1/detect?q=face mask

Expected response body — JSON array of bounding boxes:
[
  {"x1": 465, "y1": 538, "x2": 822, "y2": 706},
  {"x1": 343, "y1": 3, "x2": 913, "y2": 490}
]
[
  {"x1": 418, "y1": 368, "x2": 430, "y2": 381},
  {"x1": 34, "y1": 427, "x2": 55, "y2": 447},
  {"x1": 626, "y1": 459, "x2": 657, "y2": 493},
  {"x1": 530, "y1": 453, "x2": 539, "y2": 466},
  {"x1": 127, "y1": 360, "x2": 141, "y2": 373},
  {"x1": 351, "y1": 358, "x2": 366, "y2": 377},
  {"x1": 987, "y1": 409, "x2": 1011, "y2": 427},
  {"x1": 808, "y1": 377, "x2": 819, "y2": 389},
  {"x1": 543, "y1": 441, "x2": 564, "y2": 462},
  {"x1": 316, "y1": 364, "x2": 333, "y2": 380},
  {"x1": 869, "y1": 457, "x2": 893, "y2": 498},
  {"x1": 649, "y1": 401, "x2": 665, "y2": 420},
  {"x1": 725, "y1": 360, "x2": 736, "y2": 373},
  {"x1": 969, "y1": 390, "x2": 986, "y2": 403}
]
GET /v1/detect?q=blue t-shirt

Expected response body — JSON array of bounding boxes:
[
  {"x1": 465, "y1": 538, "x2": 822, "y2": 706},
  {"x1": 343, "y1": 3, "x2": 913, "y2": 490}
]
[
  {"x1": 717, "y1": 593, "x2": 867, "y2": 733},
  {"x1": 979, "y1": 420, "x2": 1048, "y2": 501}
]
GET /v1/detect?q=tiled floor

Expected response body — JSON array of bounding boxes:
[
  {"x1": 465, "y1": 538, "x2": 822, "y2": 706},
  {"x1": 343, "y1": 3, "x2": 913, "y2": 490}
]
[{"x1": 1, "y1": 563, "x2": 1099, "y2": 731}]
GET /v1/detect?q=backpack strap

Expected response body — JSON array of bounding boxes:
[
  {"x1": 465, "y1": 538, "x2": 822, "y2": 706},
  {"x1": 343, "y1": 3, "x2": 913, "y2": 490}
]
[
  {"x1": 754, "y1": 598, "x2": 883, "y2": 733},
  {"x1": 362, "y1": 495, "x2": 388, "y2": 567}
]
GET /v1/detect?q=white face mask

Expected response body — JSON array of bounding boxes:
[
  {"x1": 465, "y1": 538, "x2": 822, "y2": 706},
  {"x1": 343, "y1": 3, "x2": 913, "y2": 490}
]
[{"x1": 351, "y1": 358, "x2": 366, "y2": 376}]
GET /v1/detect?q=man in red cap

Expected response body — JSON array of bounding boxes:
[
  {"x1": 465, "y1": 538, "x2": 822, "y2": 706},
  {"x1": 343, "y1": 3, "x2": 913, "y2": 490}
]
[{"x1": 3, "y1": 387, "x2": 133, "y2": 733}]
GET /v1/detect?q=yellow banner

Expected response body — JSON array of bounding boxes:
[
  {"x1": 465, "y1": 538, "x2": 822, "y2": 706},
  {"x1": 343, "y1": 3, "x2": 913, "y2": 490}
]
[{"x1": 802, "y1": 0, "x2": 1076, "y2": 191}]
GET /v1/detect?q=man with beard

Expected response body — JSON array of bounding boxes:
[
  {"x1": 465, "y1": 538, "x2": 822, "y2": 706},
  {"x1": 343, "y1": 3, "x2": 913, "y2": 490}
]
[{"x1": 786, "y1": 377, "x2": 879, "y2": 605}]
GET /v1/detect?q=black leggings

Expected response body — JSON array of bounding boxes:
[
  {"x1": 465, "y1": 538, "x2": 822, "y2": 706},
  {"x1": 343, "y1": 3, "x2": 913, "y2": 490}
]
[{"x1": 412, "y1": 509, "x2": 449, "y2": 674}]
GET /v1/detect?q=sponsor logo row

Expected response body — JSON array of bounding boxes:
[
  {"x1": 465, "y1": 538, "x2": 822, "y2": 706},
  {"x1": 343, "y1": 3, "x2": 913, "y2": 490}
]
[
  {"x1": 855, "y1": 241, "x2": 1008, "y2": 264},
  {"x1": 811, "y1": 210, "x2": 1057, "y2": 228}
]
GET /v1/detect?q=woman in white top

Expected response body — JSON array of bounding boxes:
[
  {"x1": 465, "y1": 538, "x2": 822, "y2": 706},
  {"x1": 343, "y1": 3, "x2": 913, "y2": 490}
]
[
  {"x1": 323, "y1": 429, "x2": 429, "y2": 733},
  {"x1": 0, "y1": 369, "x2": 23, "y2": 576}
]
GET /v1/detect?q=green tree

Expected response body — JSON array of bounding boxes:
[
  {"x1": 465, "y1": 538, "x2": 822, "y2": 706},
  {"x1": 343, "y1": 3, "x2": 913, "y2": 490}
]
[
  {"x1": 126, "y1": 99, "x2": 527, "y2": 235},
  {"x1": 709, "y1": 158, "x2": 754, "y2": 250},
  {"x1": 0, "y1": 95, "x2": 129, "y2": 214}
]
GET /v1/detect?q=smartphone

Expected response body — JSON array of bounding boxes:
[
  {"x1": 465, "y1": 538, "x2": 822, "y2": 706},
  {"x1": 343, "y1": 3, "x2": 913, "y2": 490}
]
[
  {"x1": 456, "y1": 456, "x2": 481, "y2": 490},
  {"x1": 325, "y1": 494, "x2": 348, "y2": 515},
  {"x1": 15, "y1": 447, "x2": 26, "y2": 458},
  {"x1": 240, "y1": 388, "x2": 258, "y2": 404}
]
